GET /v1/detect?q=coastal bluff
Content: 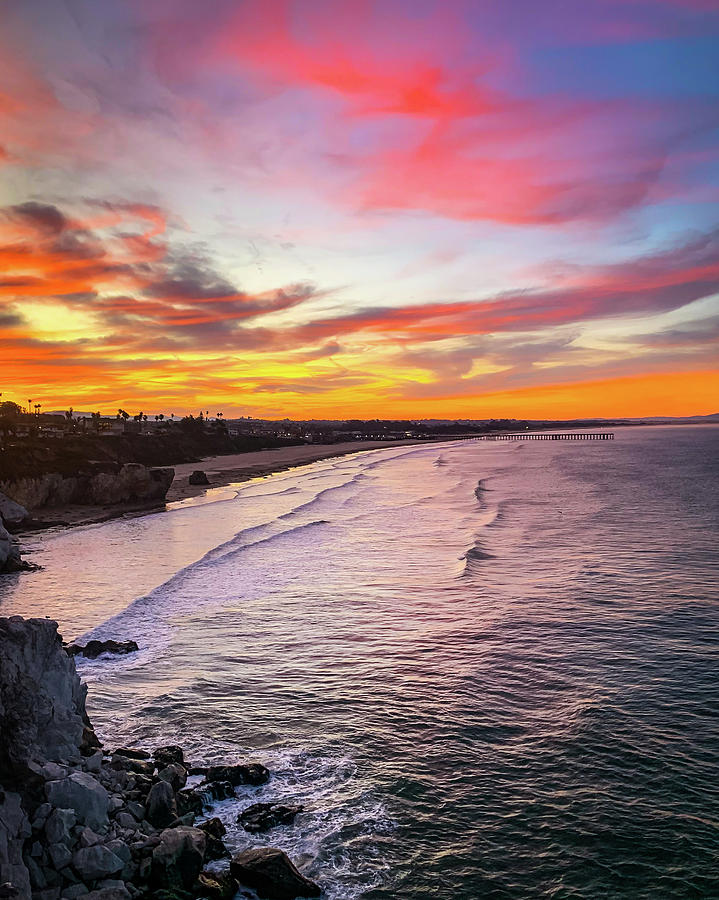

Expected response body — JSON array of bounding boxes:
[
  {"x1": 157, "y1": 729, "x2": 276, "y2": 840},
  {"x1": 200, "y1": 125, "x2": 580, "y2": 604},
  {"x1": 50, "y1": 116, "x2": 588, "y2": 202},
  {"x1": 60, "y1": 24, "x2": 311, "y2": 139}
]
[
  {"x1": 0, "y1": 616, "x2": 322, "y2": 900},
  {"x1": 0, "y1": 464, "x2": 174, "y2": 515}
]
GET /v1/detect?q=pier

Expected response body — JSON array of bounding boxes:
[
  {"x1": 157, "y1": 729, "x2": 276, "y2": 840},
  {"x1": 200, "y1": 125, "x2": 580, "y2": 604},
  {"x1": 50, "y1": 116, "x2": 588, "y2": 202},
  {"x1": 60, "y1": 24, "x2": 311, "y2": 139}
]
[{"x1": 466, "y1": 432, "x2": 614, "y2": 441}]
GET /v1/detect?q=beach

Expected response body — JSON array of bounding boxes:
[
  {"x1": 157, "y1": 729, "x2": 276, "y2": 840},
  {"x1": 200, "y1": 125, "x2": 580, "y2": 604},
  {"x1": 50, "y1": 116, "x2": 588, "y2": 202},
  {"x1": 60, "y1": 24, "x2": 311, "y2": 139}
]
[
  {"x1": 165, "y1": 439, "x2": 422, "y2": 502},
  {"x1": 12, "y1": 439, "x2": 424, "y2": 530}
]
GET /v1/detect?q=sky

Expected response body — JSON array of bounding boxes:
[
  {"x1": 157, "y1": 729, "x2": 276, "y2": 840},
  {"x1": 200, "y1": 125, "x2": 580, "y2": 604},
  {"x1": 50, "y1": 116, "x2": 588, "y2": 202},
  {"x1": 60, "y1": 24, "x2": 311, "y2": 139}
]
[{"x1": 1, "y1": 0, "x2": 718, "y2": 419}]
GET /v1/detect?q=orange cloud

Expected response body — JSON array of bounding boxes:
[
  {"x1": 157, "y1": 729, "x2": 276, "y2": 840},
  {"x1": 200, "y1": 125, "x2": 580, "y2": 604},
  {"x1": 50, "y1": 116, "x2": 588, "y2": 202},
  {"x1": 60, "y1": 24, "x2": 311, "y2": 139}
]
[{"x1": 2, "y1": 196, "x2": 717, "y2": 418}]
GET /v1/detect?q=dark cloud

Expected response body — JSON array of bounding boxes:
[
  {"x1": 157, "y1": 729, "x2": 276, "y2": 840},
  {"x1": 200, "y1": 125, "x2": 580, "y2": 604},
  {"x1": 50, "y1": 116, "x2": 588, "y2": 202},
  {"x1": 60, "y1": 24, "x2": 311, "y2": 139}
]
[
  {"x1": 11, "y1": 202, "x2": 68, "y2": 234},
  {"x1": 143, "y1": 254, "x2": 237, "y2": 300},
  {"x1": 0, "y1": 310, "x2": 24, "y2": 328}
]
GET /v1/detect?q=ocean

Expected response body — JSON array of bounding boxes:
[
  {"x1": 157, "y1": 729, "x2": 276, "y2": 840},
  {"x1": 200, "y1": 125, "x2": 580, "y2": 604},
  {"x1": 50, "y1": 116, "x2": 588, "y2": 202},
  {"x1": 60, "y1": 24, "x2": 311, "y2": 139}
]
[{"x1": 2, "y1": 426, "x2": 718, "y2": 899}]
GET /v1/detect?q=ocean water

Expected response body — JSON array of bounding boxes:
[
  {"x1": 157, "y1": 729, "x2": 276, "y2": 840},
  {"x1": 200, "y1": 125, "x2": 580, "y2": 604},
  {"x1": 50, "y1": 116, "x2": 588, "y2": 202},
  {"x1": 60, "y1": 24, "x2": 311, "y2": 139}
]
[{"x1": 2, "y1": 426, "x2": 718, "y2": 899}]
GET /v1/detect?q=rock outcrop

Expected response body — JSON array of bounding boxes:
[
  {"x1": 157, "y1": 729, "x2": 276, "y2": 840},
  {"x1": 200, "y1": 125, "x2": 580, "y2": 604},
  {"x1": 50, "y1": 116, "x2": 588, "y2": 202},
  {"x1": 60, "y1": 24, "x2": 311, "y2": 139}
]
[
  {"x1": 0, "y1": 617, "x2": 92, "y2": 780},
  {"x1": 238, "y1": 802, "x2": 304, "y2": 833},
  {"x1": 0, "y1": 464, "x2": 174, "y2": 513},
  {"x1": 187, "y1": 470, "x2": 210, "y2": 486},
  {"x1": 0, "y1": 493, "x2": 28, "y2": 529},
  {"x1": 0, "y1": 496, "x2": 33, "y2": 574},
  {"x1": 65, "y1": 641, "x2": 139, "y2": 660},
  {"x1": 0, "y1": 521, "x2": 25, "y2": 574},
  {"x1": 230, "y1": 847, "x2": 322, "y2": 899},
  {"x1": 0, "y1": 616, "x2": 321, "y2": 900},
  {"x1": 205, "y1": 763, "x2": 270, "y2": 787}
]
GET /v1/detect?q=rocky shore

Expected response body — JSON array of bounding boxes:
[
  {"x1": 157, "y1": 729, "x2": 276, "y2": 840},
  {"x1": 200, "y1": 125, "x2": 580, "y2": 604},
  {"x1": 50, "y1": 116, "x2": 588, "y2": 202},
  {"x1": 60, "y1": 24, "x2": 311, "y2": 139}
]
[{"x1": 0, "y1": 617, "x2": 322, "y2": 900}]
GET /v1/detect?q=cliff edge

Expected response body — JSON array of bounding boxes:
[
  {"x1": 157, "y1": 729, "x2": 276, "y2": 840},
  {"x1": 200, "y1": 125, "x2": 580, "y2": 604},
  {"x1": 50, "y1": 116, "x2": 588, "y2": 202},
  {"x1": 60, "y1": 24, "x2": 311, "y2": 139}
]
[{"x1": 0, "y1": 617, "x2": 321, "y2": 900}]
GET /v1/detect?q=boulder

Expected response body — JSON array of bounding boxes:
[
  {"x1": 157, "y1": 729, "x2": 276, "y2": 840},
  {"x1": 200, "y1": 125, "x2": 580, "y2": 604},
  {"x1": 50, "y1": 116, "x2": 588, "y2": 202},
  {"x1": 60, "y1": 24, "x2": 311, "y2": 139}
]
[
  {"x1": 157, "y1": 765, "x2": 186, "y2": 793},
  {"x1": 145, "y1": 782, "x2": 177, "y2": 829},
  {"x1": 0, "y1": 523, "x2": 26, "y2": 574},
  {"x1": 197, "y1": 819, "x2": 228, "y2": 862},
  {"x1": 0, "y1": 494, "x2": 28, "y2": 529},
  {"x1": 64, "y1": 641, "x2": 138, "y2": 660},
  {"x1": 188, "y1": 471, "x2": 210, "y2": 486},
  {"x1": 44, "y1": 808, "x2": 76, "y2": 844},
  {"x1": 152, "y1": 747, "x2": 184, "y2": 769},
  {"x1": 0, "y1": 618, "x2": 97, "y2": 780},
  {"x1": 238, "y1": 802, "x2": 303, "y2": 834},
  {"x1": 112, "y1": 749, "x2": 150, "y2": 762},
  {"x1": 230, "y1": 848, "x2": 321, "y2": 899},
  {"x1": 150, "y1": 827, "x2": 206, "y2": 892},
  {"x1": 45, "y1": 773, "x2": 109, "y2": 832},
  {"x1": 194, "y1": 781, "x2": 234, "y2": 806},
  {"x1": 72, "y1": 845, "x2": 124, "y2": 881},
  {"x1": 196, "y1": 870, "x2": 238, "y2": 900},
  {"x1": 78, "y1": 828, "x2": 101, "y2": 848},
  {"x1": 109, "y1": 756, "x2": 153, "y2": 777},
  {"x1": 175, "y1": 790, "x2": 204, "y2": 819},
  {"x1": 48, "y1": 842, "x2": 72, "y2": 869},
  {"x1": 60, "y1": 886, "x2": 89, "y2": 899},
  {"x1": 83, "y1": 888, "x2": 130, "y2": 900},
  {"x1": 205, "y1": 763, "x2": 269, "y2": 787}
]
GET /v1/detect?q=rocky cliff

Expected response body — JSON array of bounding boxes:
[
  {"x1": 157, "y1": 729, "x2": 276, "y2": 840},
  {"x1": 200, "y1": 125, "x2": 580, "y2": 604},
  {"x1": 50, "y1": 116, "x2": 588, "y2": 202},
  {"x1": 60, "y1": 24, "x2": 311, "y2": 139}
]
[
  {"x1": 0, "y1": 617, "x2": 322, "y2": 900},
  {"x1": 0, "y1": 464, "x2": 174, "y2": 513}
]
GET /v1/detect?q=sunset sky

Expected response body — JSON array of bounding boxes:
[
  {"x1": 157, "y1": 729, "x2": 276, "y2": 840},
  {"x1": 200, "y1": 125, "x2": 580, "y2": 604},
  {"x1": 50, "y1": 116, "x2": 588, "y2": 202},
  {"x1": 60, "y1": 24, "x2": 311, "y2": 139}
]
[{"x1": 1, "y1": 0, "x2": 718, "y2": 419}]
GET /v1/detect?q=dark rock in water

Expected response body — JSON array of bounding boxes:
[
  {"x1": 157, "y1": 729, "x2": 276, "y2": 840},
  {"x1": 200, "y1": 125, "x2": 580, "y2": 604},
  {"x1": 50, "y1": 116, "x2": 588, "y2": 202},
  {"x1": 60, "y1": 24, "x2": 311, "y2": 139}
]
[
  {"x1": 197, "y1": 869, "x2": 238, "y2": 899},
  {"x1": 187, "y1": 766, "x2": 207, "y2": 777},
  {"x1": 153, "y1": 746, "x2": 184, "y2": 769},
  {"x1": 146, "y1": 781, "x2": 178, "y2": 829},
  {"x1": 150, "y1": 826, "x2": 206, "y2": 892},
  {"x1": 230, "y1": 847, "x2": 321, "y2": 899},
  {"x1": 182, "y1": 779, "x2": 233, "y2": 816},
  {"x1": 111, "y1": 754, "x2": 155, "y2": 777},
  {"x1": 114, "y1": 748, "x2": 151, "y2": 761},
  {"x1": 197, "y1": 818, "x2": 229, "y2": 861},
  {"x1": 238, "y1": 802, "x2": 303, "y2": 834},
  {"x1": 176, "y1": 789, "x2": 204, "y2": 819},
  {"x1": 205, "y1": 763, "x2": 269, "y2": 787},
  {"x1": 198, "y1": 817, "x2": 226, "y2": 839},
  {"x1": 66, "y1": 640, "x2": 139, "y2": 659},
  {"x1": 188, "y1": 470, "x2": 210, "y2": 485},
  {"x1": 204, "y1": 781, "x2": 234, "y2": 801}
]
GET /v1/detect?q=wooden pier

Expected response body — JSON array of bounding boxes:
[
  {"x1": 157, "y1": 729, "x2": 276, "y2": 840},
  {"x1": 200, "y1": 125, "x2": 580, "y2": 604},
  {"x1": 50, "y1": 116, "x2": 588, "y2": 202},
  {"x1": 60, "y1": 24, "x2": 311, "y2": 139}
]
[{"x1": 466, "y1": 432, "x2": 614, "y2": 441}]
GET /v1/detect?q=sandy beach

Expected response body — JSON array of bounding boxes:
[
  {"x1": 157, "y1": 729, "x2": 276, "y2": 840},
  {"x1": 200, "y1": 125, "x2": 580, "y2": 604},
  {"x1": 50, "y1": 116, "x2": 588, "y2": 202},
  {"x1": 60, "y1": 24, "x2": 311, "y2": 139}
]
[
  {"x1": 166, "y1": 439, "x2": 422, "y2": 502},
  {"x1": 14, "y1": 440, "x2": 425, "y2": 531}
]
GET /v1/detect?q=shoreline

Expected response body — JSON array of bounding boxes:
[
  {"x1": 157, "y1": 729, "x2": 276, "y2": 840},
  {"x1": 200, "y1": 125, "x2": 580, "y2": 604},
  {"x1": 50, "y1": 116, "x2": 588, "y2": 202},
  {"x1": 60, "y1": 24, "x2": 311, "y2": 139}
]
[
  {"x1": 17, "y1": 439, "x2": 429, "y2": 531},
  {"x1": 165, "y1": 438, "x2": 425, "y2": 503}
]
